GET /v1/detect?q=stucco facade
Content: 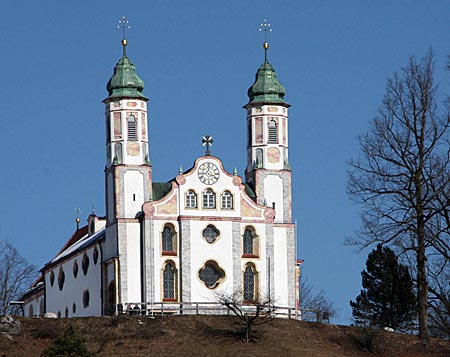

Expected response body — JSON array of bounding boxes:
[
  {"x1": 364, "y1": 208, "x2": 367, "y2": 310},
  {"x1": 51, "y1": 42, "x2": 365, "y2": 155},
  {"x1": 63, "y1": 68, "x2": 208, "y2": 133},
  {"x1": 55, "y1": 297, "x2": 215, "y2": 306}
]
[{"x1": 21, "y1": 37, "x2": 297, "y2": 317}]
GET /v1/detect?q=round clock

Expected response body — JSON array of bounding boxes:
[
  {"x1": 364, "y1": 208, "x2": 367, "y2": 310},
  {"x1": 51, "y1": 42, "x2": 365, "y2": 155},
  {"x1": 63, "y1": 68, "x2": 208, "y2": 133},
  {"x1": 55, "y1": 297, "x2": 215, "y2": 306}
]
[{"x1": 198, "y1": 162, "x2": 220, "y2": 185}]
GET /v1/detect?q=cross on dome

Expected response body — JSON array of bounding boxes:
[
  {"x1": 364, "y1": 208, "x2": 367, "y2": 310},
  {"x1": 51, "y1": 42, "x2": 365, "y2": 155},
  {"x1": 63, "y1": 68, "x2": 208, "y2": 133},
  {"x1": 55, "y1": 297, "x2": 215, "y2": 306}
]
[
  {"x1": 117, "y1": 16, "x2": 131, "y2": 55},
  {"x1": 259, "y1": 19, "x2": 272, "y2": 62}
]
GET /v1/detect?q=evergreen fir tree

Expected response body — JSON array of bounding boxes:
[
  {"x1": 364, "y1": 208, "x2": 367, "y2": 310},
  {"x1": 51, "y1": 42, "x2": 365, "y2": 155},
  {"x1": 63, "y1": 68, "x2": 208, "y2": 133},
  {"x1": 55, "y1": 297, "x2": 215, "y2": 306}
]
[
  {"x1": 42, "y1": 325, "x2": 93, "y2": 357},
  {"x1": 350, "y1": 244, "x2": 416, "y2": 331}
]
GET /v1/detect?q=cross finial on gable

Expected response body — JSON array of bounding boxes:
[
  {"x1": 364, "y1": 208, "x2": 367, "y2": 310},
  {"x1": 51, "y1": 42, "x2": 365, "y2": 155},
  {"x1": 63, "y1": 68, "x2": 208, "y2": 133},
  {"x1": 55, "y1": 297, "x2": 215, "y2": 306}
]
[{"x1": 202, "y1": 135, "x2": 214, "y2": 156}]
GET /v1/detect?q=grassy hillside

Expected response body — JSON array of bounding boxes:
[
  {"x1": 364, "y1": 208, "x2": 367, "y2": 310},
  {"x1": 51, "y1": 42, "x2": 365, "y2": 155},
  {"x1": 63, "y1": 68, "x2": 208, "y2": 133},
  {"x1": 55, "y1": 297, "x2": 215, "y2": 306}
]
[{"x1": 1, "y1": 315, "x2": 450, "y2": 356}]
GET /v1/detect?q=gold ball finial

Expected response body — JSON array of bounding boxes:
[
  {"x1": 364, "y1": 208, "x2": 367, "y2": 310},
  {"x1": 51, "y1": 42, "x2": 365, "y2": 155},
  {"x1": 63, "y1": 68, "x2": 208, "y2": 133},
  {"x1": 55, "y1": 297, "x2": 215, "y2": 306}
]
[
  {"x1": 76, "y1": 217, "x2": 80, "y2": 223},
  {"x1": 122, "y1": 39, "x2": 128, "y2": 47},
  {"x1": 263, "y1": 41, "x2": 269, "y2": 50}
]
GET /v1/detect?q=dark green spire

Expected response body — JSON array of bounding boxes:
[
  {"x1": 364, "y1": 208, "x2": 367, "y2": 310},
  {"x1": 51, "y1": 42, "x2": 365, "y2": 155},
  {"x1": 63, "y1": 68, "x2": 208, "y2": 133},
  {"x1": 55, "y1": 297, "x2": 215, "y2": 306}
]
[
  {"x1": 246, "y1": 41, "x2": 288, "y2": 107},
  {"x1": 106, "y1": 40, "x2": 147, "y2": 100}
]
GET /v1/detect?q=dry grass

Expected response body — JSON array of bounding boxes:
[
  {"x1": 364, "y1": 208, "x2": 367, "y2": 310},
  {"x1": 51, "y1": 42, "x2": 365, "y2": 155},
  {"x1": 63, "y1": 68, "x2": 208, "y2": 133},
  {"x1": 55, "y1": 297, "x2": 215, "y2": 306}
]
[{"x1": 1, "y1": 315, "x2": 450, "y2": 356}]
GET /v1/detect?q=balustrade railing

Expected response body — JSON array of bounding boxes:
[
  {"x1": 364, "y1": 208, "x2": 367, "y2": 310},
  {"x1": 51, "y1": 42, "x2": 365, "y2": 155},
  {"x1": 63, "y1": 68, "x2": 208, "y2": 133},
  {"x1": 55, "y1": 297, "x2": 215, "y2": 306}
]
[{"x1": 116, "y1": 301, "x2": 305, "y2": 320}]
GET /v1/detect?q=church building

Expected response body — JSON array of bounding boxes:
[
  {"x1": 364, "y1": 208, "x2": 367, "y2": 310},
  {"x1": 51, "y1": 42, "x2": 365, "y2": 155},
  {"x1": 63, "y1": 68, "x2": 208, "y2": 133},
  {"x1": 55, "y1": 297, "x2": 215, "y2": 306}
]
[{"x1": 21, "y1": 30, "x2": 297, "y2": 318}]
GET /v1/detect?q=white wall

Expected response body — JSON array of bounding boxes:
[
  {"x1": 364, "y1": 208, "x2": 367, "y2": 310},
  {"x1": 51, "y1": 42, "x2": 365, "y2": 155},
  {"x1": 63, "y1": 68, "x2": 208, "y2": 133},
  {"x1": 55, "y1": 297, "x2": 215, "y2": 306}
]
[
  {"x1": 273, "y1": 227, "x2": 289, "y2": 306},
  {"x1": 45, "y1": 244, "x2": 102, "y2": 317}
]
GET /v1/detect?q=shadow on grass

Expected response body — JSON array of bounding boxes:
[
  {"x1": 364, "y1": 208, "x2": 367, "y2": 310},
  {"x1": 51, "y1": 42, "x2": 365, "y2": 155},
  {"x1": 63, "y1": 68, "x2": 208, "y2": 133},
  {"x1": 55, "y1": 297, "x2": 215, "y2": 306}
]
[{"x1": 198, "y1": 319, "x2": 263, "y2": 343}]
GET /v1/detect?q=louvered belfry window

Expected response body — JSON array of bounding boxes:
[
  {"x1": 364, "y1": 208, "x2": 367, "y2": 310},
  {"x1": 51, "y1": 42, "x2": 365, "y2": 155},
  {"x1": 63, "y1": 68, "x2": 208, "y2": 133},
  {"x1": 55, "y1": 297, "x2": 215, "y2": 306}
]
[
  {"x1": 127, "y1": 115, "x2": 137, "y2": 141},
  {"x1": 268, "y1": 119, "x2": 278, "y2": 144}
]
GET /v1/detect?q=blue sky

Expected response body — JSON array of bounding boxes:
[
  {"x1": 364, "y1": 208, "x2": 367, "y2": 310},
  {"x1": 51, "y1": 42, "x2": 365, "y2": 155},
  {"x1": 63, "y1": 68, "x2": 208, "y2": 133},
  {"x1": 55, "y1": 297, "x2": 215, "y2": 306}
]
[{"x1": 0, "y1": 0, "x2": 449, "y2": 324}]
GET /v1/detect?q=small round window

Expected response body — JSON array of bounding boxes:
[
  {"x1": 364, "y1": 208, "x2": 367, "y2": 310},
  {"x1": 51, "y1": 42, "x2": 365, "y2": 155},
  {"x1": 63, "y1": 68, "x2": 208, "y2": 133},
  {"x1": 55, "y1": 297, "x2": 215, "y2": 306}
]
[
  {"x1": 198, "y1": 261, "x2": 225, "y2": 289},
  {"x1": 202, "y1": 225, "x2": 219, "y2": 244}
]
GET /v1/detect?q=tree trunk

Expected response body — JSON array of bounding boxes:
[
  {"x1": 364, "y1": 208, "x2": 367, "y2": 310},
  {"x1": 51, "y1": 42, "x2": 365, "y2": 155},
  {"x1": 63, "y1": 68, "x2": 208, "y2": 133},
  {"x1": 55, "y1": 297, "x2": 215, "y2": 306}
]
[{"x1": 417, "y1": 230, "x2": 429, "y2": 339}]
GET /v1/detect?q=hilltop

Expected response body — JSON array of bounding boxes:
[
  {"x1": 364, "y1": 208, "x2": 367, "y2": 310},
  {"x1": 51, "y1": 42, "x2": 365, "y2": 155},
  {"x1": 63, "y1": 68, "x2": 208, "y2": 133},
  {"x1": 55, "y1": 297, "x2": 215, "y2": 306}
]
[{"x1": 1, "y1": 315, "x2": 450, "y2": 356}]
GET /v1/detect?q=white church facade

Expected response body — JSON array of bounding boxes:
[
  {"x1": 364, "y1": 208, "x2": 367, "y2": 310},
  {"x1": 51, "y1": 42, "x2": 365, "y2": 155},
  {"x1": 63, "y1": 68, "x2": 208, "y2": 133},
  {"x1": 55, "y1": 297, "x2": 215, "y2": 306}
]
[{"x1": 21, "y1": 35, "x2": 297, "y2": 318}]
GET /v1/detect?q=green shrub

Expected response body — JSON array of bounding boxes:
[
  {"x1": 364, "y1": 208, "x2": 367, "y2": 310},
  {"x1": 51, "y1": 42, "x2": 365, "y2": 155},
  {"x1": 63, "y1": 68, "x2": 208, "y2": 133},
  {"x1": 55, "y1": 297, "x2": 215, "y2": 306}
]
[{"x1": 42, "y1": 325, "x2": 93, "y2": 356}]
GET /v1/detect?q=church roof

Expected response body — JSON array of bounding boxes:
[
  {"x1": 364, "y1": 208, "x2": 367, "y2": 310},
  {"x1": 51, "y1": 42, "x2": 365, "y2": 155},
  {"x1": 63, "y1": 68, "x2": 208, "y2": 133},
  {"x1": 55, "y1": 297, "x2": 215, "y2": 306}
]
[
  {"x1": 106, "y1": 41, "x2": 147, "y2": 100},
  {"x1": 152, "y1": 182, "x2": 173, "y2": 201},
  {"x1": 41, "y1": 226, "x2": 105, "y2": 271},
  {"x1": 246, "y1": 42, "x2": 289, "y2": 107}
]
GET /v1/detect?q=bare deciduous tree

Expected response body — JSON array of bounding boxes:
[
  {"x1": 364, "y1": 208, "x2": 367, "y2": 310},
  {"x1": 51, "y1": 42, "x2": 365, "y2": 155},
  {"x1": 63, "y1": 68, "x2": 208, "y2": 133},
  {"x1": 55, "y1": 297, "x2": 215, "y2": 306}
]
[
  {"x1": 216, "y1": 291, "x2": 274, "y2": 343},
  {"x1": 347, "y1": 51, "x2": 450, "y2": 340},
  {"x1": 299, "y1": 275, "x2": 336, "y2": 323},
  {"x1": 0, "y1": 240, "x2": 38, "y2": 315}
]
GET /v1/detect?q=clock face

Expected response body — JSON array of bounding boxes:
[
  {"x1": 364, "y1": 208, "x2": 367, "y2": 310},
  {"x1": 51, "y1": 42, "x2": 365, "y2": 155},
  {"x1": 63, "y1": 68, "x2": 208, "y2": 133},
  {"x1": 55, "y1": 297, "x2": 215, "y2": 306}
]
[{"x1": 198, "y1": 162, "x2": 220, "y2": 185}]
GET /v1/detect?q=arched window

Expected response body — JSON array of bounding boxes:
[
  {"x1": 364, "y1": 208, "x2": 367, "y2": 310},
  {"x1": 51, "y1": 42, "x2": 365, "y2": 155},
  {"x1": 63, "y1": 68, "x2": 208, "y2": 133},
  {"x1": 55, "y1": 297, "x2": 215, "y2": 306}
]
[
  {"x1": 255, "y1": 148, "x2": 263, "y2": 167},
  {"x1": 29, "y1": 304, "x2": 33, "y2": 317},
  {"x1": 127, "y1": 115, "x2": 137, "y2": 141},
  {"x1": 243, "y1": 227, "x2": 259, "y2": 257},
  {"x1": 114, "y1": 142, "x2": 123, "y2": 164},
  {"x1": 243, "y1": 265, "x2": 257, "y2": 302},
  {"x1": 203, "y1": 189, "x2": 216, "y2": 209},
  {"x1": 202, "y1": 224, "x2": 219, "y2": 244},
  {"x1": 161, "y1": 224, "x2": 177, "y2": 255},
  {"x1": 185, "y1": 190, "x2": 197, "y2": 208},
  {"x1": 243, "y1": 229, "x2": 254, "y2": 255},
  {"x1": 268, "y1": 119, "x2": 278, "y2": 144},
  {"x1": 65, "y1": 307, "x2": 69, "y2": 318},
  {"x1": 163, "y1": 262, "x2": 177, "y2": 301},
  {"x1": 49, "y1": 271, "x2": 55, "y2": 287},
  {"x1": 221, "y1": 191, "x2": 233, "y2": 209},
  {"x1": 72, "y1": 303, "x2": 77, "y2": 314}
]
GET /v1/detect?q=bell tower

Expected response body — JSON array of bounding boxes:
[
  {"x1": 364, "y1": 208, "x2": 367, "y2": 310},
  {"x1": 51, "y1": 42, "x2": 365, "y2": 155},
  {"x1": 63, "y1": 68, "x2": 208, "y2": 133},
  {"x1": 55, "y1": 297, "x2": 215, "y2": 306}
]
[
  {"x1": 244, "y1": 23, "x2": 292, "y2": 223},
  {"x1": 103, "y1": 22, "x2": 152, "y2": 304}
]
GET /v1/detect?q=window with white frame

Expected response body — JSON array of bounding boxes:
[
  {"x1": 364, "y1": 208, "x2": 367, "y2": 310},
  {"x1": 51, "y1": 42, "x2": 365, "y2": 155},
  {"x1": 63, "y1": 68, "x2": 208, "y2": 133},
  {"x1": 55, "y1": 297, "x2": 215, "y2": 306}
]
[
  {"x1": 203, "y1": 189, "x2": 216, "y2": 209},
  {"x1": 185, "y1": 190, "x2": 197, "y2": 208},
  {"x1": 221, "y1": 191, "x2": 233, "y2": 209}
]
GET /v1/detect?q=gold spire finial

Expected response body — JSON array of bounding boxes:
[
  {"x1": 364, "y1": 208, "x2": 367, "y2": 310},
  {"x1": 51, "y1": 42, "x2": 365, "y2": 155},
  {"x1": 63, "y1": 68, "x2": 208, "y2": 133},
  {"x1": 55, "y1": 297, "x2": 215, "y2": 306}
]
[
  {"x1": 117, "y1": 16, "x2": 131, "y2": 56},
  {"x1": 74, "y1": 207, "x2": 81, "y2": 230},
  {"x1": 259, "y1": 19, "x2": 272, "y2": 62}
]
